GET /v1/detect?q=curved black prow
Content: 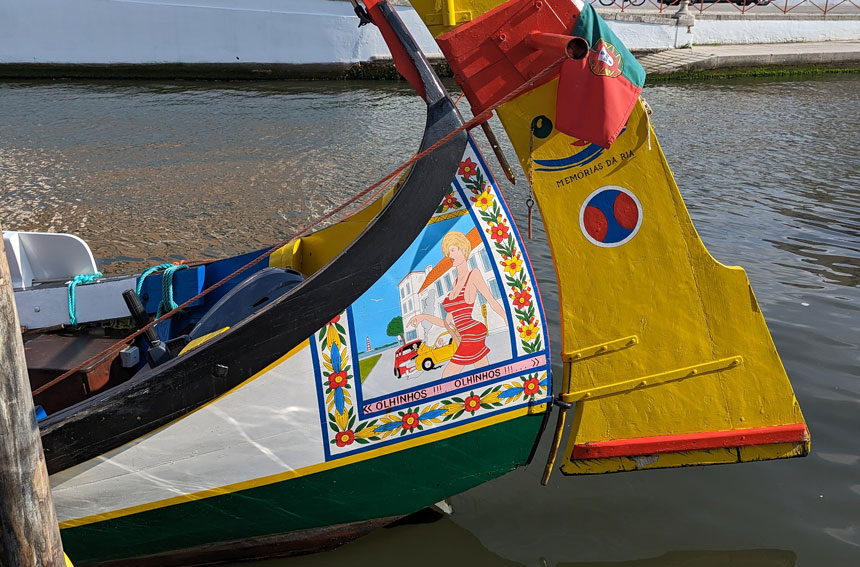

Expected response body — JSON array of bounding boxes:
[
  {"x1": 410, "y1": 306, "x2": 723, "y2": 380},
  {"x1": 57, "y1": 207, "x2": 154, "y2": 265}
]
[{"x1": 41, "y1": 4, "x2": 468, "y2": 474}]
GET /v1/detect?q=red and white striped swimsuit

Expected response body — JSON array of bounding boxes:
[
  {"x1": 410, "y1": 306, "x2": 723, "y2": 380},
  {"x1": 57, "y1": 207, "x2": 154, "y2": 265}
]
[{"x1": 442, "y1": 271, "x2": 490, "y2": 365}]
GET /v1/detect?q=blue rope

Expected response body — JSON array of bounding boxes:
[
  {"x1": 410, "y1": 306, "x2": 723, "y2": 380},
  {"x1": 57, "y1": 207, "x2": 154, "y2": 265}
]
[
  {"x1": 136, "y1": 263, "x2": 189, "y2": 319},
  {"x1": 67, "y1": 272, "x2": 103, "y2": 326}
]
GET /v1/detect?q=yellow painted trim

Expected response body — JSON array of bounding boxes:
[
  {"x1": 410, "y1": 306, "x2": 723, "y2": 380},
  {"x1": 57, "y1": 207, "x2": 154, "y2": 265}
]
[
  {"x1": 178, "y1": 327, "x2": 230, "y2": 356},
  {"x1": 269, "y1": 238, "x2": 303, "y2": 272},
  {"x1": 59, "y1": 404, "x2": 539, "y2": 529},
  {"x1": 428, "y1": 209, "x2": 469, "y2": 224}
]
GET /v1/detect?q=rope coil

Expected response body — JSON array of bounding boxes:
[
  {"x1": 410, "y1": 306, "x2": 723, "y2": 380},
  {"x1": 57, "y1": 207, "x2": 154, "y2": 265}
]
[{"x1": 136, "y1": 263, "x2": 190, "y2": 319}]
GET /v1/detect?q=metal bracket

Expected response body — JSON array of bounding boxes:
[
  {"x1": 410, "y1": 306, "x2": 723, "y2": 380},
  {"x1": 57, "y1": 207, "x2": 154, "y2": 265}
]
[
  {"x1": 563, "y1": 335, "x2": 639, "y2": 362},
  {"x1": 426, "y1": 0, "x2": 473, "y2": 27},
  {"x1": 559, "y1": 356, "x2": 744, "y2": 403}
]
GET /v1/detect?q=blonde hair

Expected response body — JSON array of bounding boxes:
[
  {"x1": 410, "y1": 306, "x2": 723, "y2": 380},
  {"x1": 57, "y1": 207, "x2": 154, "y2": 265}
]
[{"x1": 441, "y1": 231, "x2": 472, "y2": 259}]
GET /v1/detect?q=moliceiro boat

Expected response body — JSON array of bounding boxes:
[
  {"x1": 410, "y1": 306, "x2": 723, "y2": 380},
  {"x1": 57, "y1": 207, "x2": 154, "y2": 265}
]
[{"x1": 4, "y1": 0, "x2": 809, "y2": 565}]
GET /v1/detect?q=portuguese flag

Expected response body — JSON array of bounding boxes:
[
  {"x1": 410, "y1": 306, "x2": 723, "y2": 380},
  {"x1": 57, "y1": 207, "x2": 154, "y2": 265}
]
[{"x1": 556, "y1": 3, "x2": 646, "y2": 148}]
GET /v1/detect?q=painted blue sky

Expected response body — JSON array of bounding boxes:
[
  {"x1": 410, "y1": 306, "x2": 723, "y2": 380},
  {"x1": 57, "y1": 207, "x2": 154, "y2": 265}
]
[{"x1": 352, "y1": 213, "x2": 475, "y2": 349}]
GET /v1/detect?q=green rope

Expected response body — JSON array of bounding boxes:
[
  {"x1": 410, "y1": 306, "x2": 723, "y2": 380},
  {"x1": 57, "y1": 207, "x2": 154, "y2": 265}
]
[
  {"x1": 157, "y1": 264, "x2": 188, "y2": 318},
  {"x1": 136, "y1": 263, "x2": 189, "y2": 319},
  {"x1": 67, "y1": 272, "x2": 103, "y2": 326}
]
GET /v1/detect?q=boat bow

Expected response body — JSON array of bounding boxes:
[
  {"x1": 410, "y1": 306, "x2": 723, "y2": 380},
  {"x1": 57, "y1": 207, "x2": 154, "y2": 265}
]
[{"x1": 39, "y1": 5, "x2": 468, "y2": 474}]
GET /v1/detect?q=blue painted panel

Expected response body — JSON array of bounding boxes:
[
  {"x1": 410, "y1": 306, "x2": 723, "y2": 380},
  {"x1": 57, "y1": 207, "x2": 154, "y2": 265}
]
[{"x1": 138, "y1": 266, "x2": 206, "y2": 314}]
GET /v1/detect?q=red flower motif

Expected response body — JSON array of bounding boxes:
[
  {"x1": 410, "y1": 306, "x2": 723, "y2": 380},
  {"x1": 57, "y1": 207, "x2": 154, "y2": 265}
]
[
  {"x1": 335, "y1": 429, "x2": 354, "y2": 447},
  {"x1": 464, "y1": 395, "x2": 481, "y2": 413},
  {"x1": 510, "y1": 289, "x2": 532, "y2": 309},
  {"x1": 441, "y1": 194, "x2": 459, "y2": 210},
  {"x1": 458, "y1": 158, "x2": 478, "y2": 180},
  {"x1": 487, "y1": 221, "x2": 510, "y2": 244},
  {"x1": 523, "y1": 377, "x2": 541, "y2": 397},
  {"x1": 401, "y1": 411, "x2": 420, "y2": 431},
  {"x1": 329, "y1": 315, "x2": 340, "y2": 325},
  {"x1": 328, "y1": 371, "x2": 348, "y2": 389}
]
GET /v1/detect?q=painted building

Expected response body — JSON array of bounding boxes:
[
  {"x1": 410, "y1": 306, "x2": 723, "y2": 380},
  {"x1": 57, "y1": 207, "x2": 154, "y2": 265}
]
[{"x1": 397, "y1": 242, "x2": 506, "y2": 345}]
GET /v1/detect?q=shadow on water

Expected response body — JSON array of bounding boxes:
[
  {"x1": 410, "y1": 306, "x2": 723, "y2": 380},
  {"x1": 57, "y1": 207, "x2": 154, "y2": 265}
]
[
  {"x1": 2, "y1": 73, "x2": 859, "y2": 566},
  {"x1": 558, "y1": 549, "x2": 797, "y2": 567},
  {"x1": 244, "y1": 511, "x2": 797, "y2": 567}
]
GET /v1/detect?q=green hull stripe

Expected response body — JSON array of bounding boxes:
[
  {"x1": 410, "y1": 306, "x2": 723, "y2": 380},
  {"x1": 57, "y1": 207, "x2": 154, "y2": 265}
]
[{"x1": 61, "y1": 413, "x2": 544, "y2": 564}]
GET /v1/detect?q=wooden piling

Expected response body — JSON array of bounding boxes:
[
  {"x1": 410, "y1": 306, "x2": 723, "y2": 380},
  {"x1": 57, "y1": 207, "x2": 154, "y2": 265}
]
[{"x1": 0, "y1": 228, "x2": 66, "y2": 567}]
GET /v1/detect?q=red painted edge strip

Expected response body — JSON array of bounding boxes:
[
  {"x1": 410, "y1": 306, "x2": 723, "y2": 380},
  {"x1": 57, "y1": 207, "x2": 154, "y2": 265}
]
[
  {"x1": 364, "y1": 0, "x2": 426, "y2": 100},
  {"x1": 572, "y1": 424, "x2": 810, "y2": 460}
]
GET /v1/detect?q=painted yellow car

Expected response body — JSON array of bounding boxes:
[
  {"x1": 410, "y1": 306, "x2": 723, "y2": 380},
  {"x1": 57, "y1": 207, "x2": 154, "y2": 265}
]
[{"x1": 416, "y1": 332, "x2": 457, "y2": 371}]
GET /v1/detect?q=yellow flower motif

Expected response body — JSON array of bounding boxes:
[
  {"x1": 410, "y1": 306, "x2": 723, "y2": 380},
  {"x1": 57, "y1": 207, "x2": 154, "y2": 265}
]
[
  {"x1": 501, "y1": 253, "x2": 523, "y2": 277},
  {"x1": 474, "y1": 189, "x2": 494, "y2": 211},
  {"x1": 518, "y1": 320, "x2": 539, "y2": 341}
]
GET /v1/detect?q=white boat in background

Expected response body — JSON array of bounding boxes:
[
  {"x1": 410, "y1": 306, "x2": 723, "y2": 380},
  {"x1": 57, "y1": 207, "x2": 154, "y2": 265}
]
[
  {"x1": 3, "y1": 0, "x2": 857, "y2": 78},
  {"x1": 0, "y1": 0, "x2": 442, "y2": 76}
]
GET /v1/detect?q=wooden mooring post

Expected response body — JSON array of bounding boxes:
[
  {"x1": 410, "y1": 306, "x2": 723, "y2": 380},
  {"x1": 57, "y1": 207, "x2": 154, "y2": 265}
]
[{"x1": 0, "y1": 227, "x2": 66, "y2": 567}]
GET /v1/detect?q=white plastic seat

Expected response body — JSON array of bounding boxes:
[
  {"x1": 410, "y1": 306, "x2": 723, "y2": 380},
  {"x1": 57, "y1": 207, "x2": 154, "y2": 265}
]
[{"x1": 3, "y1": 231, "x2": 98, "y2": 290}]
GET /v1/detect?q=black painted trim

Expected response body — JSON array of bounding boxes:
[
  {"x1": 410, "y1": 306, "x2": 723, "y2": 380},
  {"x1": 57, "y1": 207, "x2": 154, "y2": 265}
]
[{"x1": 40, "y1": 2, "x2": 467, "y2": 474}]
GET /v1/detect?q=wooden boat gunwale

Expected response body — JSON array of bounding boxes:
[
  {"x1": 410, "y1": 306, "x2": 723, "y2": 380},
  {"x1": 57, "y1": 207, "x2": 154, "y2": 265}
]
[{"x1": 38, "y1": 4, "x2": 469, "y2": 475}]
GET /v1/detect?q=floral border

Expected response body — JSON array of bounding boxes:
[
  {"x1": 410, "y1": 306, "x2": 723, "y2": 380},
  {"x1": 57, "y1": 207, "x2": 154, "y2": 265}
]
[
  {"x1": 315, "y1": 310, "x2": 549, "y2": 455},
  {"x1": 350, "y1": 372, "x2": 548, "y2": 443},
  {"x1": 455, "y1": 151, "x2": 544, "y2": 355}
]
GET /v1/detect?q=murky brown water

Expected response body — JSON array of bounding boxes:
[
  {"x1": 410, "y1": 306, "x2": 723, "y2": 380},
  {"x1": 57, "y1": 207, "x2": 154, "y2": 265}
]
[{"x1": 1, "y1": 74, "x2": 858, "y2": 566}]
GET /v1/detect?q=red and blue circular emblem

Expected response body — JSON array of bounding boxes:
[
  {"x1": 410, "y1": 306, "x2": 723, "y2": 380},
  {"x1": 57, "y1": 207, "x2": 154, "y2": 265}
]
[{"x1": 579, "y1": 186, "x2": 642, "y2": 247}]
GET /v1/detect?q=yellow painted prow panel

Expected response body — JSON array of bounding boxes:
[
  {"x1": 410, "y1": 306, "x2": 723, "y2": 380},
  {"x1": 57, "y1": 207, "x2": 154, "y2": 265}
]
[{"x1": 498, "y1": 85, "x2": 808, "y2": 473}]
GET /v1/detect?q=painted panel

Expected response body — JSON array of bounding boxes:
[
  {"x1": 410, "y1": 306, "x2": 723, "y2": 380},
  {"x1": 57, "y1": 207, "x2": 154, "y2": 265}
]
[{"x1": 311, "y1": 138, "x2": 551, "y2": 460}]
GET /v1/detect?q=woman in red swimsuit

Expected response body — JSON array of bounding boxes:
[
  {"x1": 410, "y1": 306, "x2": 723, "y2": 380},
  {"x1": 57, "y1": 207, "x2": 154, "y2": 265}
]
[{"x1": 409, "y1": 231, "x2": 508, "y2": 378}]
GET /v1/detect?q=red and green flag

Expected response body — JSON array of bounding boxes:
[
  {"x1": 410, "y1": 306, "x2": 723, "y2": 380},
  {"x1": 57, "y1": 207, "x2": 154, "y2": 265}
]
[{"x1": 556, "y1": 3, "x2": 646, "y2": 148}]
